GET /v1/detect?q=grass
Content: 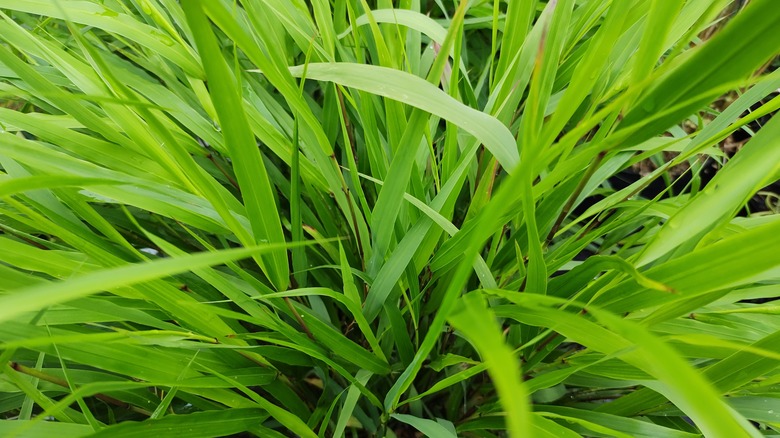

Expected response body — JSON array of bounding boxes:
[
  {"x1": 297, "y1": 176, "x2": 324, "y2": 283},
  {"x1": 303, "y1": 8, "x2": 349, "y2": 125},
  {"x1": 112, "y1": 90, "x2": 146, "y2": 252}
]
[{"x1": 0, "y1": 0, "x2": 779, "y2": 436}]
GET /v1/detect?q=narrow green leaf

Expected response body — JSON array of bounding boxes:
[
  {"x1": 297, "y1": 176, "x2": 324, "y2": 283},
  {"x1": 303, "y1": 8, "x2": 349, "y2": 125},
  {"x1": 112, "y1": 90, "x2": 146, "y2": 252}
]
[
  {"x1": 590, "y1": 310, "x2": 759, "y2": 438},
  {"x1": 620, "y1": 0, "x2": 780, "y2": 147},
  {"x1": 448, "y1": 292, "x2": 531, "y2": 437},
  {"x1": 88, "y1": 408, "x2": 265, "y2": 438},
  {"x1": 639, "y1": 108, "x2": 780, "y2": 265},
  {"x1": 391, "y1": 414, "x2": 457, "y2": 438},
  {"x1": 0, "y1": 421, "x2": 92, "y2": 438},
  {"x1": 286, "y1": 63, "x2": 519, "y2": 171},
  {"x1": 182, "y1": 0, "x2": 289, "y2": 290},
  {"x1": 0, "y1": 245, "x2": 283, "y2": 324}
]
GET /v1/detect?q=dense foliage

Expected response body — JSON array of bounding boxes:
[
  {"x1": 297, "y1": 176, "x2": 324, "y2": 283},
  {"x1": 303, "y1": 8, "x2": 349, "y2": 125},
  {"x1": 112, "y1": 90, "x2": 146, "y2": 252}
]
[{"x1": 1, "y1": 0, "x2": 779, "y2": 436}]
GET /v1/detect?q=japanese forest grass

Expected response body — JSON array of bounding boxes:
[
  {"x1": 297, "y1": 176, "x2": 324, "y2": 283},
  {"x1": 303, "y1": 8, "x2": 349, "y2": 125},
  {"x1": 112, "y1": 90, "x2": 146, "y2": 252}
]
[{"x1": 0, "y1": 0, "x2": 779, "y2": 437}]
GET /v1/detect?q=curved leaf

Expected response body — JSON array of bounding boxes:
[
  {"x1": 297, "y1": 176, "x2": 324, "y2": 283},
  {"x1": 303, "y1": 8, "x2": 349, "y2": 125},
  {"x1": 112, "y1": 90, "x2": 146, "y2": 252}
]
[{"x1": 286, "y1": 62, "x2": 520, "y2": 172}]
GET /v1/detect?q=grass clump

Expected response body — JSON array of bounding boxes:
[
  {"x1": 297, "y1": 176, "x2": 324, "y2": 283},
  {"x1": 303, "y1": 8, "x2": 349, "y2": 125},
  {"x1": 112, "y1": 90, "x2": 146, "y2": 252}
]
[{"x1": 1, "y1": 0, "x2": 780, "y2": 436}]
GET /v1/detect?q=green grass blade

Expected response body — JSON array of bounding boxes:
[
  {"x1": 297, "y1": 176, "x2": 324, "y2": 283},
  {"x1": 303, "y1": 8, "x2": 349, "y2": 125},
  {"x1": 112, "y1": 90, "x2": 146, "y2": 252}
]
[
  {"x1": 391, "y1": 413, "x2": 457, "y2": 438},
  {"x1": 448, "y1": 292, "x2": 531, "y2": 437},
  {"x1": 639, "y1": 107, "x2": 780, "y2": 265},
  {"x1": 182, "y1": 0, "x2": 289, "y2": 290},
  {"x1": 287, "y1": 63, "x2": 519, "y2": 171},
  {"x1": 620, "y1": 0, "x2": 780, "y2": 146},
  {"x1": 88, "y1": 408, "x2": 266, "y2": 438},
  {"x1": 0, "y1": 244, "x2": 283, "y2": 324}
]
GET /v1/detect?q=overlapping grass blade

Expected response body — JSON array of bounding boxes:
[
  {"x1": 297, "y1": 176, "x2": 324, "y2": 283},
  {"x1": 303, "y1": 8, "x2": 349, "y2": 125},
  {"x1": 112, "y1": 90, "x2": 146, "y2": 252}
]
[
  {"x1": 448, "y1": 292, "x2": 531, "y2": 437},
  {"x1": 287, "y1": 62, "x2": 519, "y2": 173},
  {"x1": 0, "y1": 244, "x2": 283, "y2": 324},
  {"x1": 182, "y1": 1, "x2": 289, "y2": 290},
  {"x1": 1, "y1": 1, "x2": 778, "y2": 436}
]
